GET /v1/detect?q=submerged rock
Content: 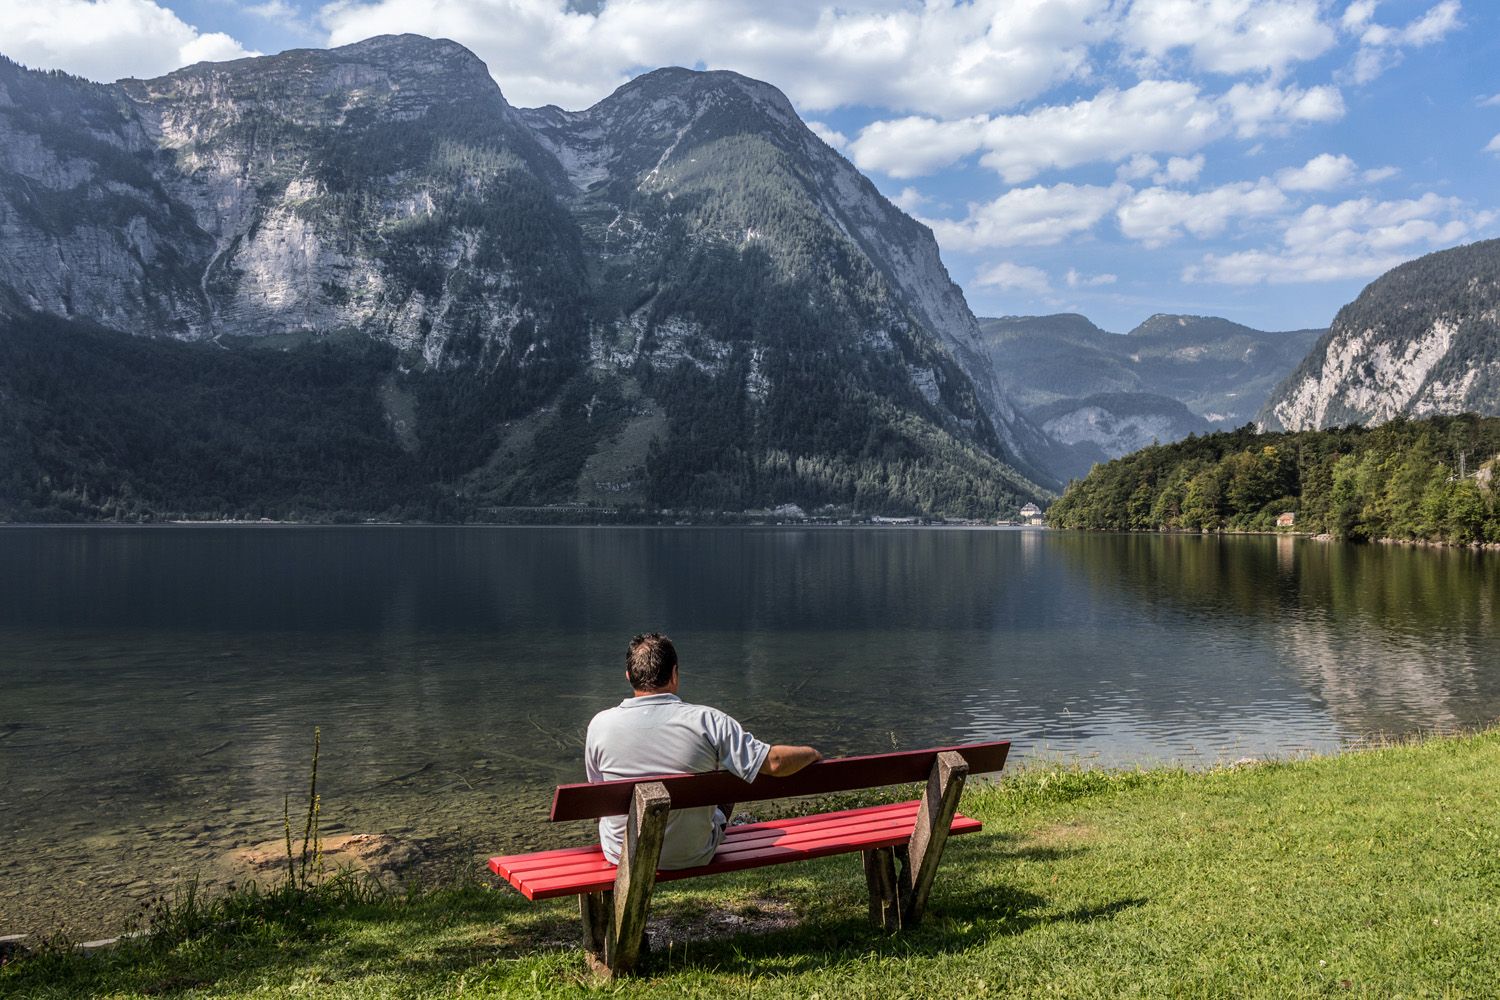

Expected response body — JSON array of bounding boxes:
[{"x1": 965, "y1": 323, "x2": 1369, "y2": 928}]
[{"x1": 224, "y1": 832, "x2": 422, "y2": 878}]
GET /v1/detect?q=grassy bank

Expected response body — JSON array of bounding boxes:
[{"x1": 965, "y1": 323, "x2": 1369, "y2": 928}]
[{"x1": 6, "y1": 731, "x2": 1499, "y2": 998}]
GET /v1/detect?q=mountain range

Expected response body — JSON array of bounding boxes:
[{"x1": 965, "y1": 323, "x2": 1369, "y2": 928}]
[
  {"x1": 977, "y1": 313, "x2": 1323, "y2": 480},
  {"x1": 2, "y1": 35, "x2": 1495, "y2": 522},
  {"x1": 0, "y1": 35, "x2": 1052, "y2": 521}
]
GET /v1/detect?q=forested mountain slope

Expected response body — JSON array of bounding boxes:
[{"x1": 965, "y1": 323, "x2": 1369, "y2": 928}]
[{"x1": 1260, "y1": 240, "x2": 1500, "y2": 431}]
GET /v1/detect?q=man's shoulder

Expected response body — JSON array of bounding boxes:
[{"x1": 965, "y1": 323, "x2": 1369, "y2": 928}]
[
  {"x1": 586, "y1": 697, "x2": 742, "y2": 734},
  {"x1": 586, "y1": 702, "x2": 629, "y2": 730},
  {"x1": 673, "y1": 700, "x2": 747, "y2": 733},
  {"x1": 657, "y1": 697, "x2": 727, "y2": 718}
]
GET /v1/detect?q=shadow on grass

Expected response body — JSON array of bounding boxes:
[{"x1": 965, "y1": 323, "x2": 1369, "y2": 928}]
[{"x1": 635, "y1": 886, "x2": 1149, "y2": 979}]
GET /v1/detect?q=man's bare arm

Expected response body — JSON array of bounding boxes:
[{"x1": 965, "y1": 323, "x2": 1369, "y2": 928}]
[{"x1": 763, "y1": 745, "x2": 822, "y2": 777}]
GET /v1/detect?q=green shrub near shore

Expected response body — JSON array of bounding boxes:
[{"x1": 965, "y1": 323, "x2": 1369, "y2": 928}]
[{"x1": 5, "y1": 730, "x2": 1499, "y2": 998}]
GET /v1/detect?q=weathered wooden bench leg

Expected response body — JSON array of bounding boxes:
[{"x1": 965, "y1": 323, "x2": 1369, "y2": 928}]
[
  {"x1": 601, "y1": 781, "x2": 670, "y2": 978},
  {"x1": 899, "y1": 750, "x2": 969, "y2": 928},
  {"x1": 862, "y1": 846, "x2": 902, "y2": 931},
  {"x1": 579, "y1": 890, "x2": 611, "y2": 975}
]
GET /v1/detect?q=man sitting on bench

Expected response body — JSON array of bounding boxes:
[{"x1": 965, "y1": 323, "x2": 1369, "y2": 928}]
[{"x1": 585, "y1": 632, "x2": 822, "y2": 869}]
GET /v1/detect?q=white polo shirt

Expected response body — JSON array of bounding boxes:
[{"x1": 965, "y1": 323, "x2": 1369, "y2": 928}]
[{"x1": 585, "y1": 693, "x2": 771, "y2": 869}]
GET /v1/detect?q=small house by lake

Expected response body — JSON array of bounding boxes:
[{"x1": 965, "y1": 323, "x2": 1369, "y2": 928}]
[
  {"x1": 1019, "y1": 502, "x2": 1044, "y2": 525},
  {"x1": 1276, "y1": 512, "x2": 1297, "y2": 529}
]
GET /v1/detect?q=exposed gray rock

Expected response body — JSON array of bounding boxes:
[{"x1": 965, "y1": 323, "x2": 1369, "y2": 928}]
[{"x1": 1260, "y1": 240, "x2": 1500, "y2": 431}]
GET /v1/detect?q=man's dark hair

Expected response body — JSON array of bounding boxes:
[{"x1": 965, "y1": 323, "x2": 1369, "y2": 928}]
[{"x1": 627, "y1": 632, "x2": 677, "y2": 691}]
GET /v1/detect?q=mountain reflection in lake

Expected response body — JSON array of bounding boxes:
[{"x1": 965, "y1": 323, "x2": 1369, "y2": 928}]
[{"x1": 1, "y1": 526, "x2": 1496, "y2": 934}]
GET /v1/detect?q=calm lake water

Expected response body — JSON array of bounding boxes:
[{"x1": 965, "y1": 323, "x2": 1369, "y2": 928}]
[{"x1": 2, "y1": 525, "x2": 1497, "y2": 935}]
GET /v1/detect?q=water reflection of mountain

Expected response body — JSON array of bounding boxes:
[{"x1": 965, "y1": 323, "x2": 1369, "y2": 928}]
[
  {"x1": 1047, "y1": 533, "x2": 1500, "y2": 737},
  {"x1": 0, "y1": 526, "x2": 1040, "y2": 634}
]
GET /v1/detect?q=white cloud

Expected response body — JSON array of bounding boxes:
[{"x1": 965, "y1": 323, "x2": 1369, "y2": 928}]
[
  {"x1": 1341, "y1": 0, "x2": 1377, "y2": 31},
  {"x1": 805, "y1": 121, "x2": 849, "y2": 151},
  {"x1": 925, "y1": 182, "x2": 1128, "y2": 249},
  {"x1": 1485, "y1": 134, "x2": 1500, "y2": 155},
  {"x1": 854, "y1": 75, "x2": 1349, "y2": 185},
  {"x1": 1123, "y1": 0, "x2": 1337, "y2": 75},
  {"x1": 318, "y1": 0, "x2": 1113, "y2": 115},
  {"x1": 977, "y1": 81, "x2": 1224, "y2": 183},
  {"x1": 1118, "y1": 180, "x2": 1288, "y2": 247},
  {"x1": 1222, "y1": 80, "x2": 1346, "y2": 138},
  {"x1": 1153, "y1": 154, "x2": 1205, "y2": 185},
  {"x1": 1362, "y1": 165, "x2": 1400, "y2": 183},
  {"x1": 246, "y1": 0, "x2": 299, "y2": 18},
  {"x1": 1396, "y1": 0, "x2": 1463, "y2": 45},
  {"x1": 1116, "y1": 154, "x2": 1161, "y2": 181},
  {"x1": 0, "y1": 0, "x2": 254, "y2": 81},
  {"x1": 974, "y1": 261, "x2": 1053, "y2": 295},
  {"x1": 1284, "y1": 193, "x2": 1470, "y2": 249},
  {"x1": 1349, "y1": 47, "x2": 1394, "y2": 84},
  {"x1": 1480, "y1": 93, "x2": 1500, "y2": 108},
  {"x1": 1348, "y1": 0, "x2": 1463, "y2": 84},
  {"x1": 1186, "y1": 192, "x2": 1488, "y2": 284},
  {"x1": 850, "y1": 80, "x2": 1244, "y2": 183},
  {"x1": 890, "y1": 186, "x2": 930, "y2": 213},
  {"x1": 1189, "y1": 247, "x2": 1402, "y2": 284},
  {"x1": 846, "y1": 115, "x2": 986, "y2": 179},
  {"x1": 1066, "y1": 268, "x2": 1118, "y2": 288},
  {"x1": 1276, "y1": 153, "x2": 1357, "y2": 191}
]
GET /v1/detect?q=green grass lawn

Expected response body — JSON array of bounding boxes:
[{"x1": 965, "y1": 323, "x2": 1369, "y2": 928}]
[{"x1": 6, "y1": 731, "x2": 1498, "y2": 998}]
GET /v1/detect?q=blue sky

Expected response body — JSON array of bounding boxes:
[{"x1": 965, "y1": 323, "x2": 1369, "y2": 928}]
[{"x1": 3, "y1": 0, "x2": 1497, "y2": 333}]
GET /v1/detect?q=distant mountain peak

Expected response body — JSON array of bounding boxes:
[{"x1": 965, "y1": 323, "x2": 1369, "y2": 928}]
[
  {"x1": 1129, "y1": 313, "x2": 1250, "y2": 338},
  {"x1": 610, "y1": 65, "x2": 791, "y2": 104},
  {"x1": 333, "y1": 33, "x2": 483, "y2": 60},
  {"x1": 135, "y1": 33, "x2": 502, "y2": 104},
  {"x1": 975, "y1": 311, "x2": 1323, "y2": 461}
]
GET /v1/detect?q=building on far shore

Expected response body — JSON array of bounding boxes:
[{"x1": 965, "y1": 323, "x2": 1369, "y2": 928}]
[
  {"x1": 1019, "y1": 502, "x2": 1044, "y2": 526},
  {"x1": 1276, "y1": 511, "x2": 1297, "y2": 529}
]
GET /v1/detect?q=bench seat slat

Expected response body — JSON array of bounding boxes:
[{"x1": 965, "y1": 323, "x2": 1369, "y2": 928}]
[
  {"x1": 497, "y1": 801, "x2": 931, "y2": 880},
  {"x1": 517, "y1": 815, "x2": 960, "y2": 894},
  {"x1": 501, "y1": 801, "x2": 929, "y2": 877},
  {"x1": 501, "y1": 804, "x2": 933, "y2": 884},
  {"x1": 512, "y1": 813, "x2": 983, "y2": 900},
  {"x1": 489, "y1": 800, "x2": 982, "y2": 901}
]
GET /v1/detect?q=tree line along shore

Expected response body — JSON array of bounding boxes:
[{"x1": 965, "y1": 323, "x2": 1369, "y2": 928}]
[
  {"x1": 4, "y1": 727, "x2": 1498, "y2": 997},
  {"x1": 1046, "y1": 413, "x2": 1500, "y2": 546}
]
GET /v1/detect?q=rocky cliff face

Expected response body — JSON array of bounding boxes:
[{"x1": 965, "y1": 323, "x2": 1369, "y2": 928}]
[
  {"x1": 0, "y1": 59, "x2": 210, "y2": 334},
  {"x1": 122, "y1": 36, "x2": 583, "y2": 374},
  {"x1": 1259, "y1": 240, "x2": 1500, "y2": 431},
  {"x1": 2, "y1": 38, "x2": 581, "y2": 364},
  {"x1": 0, "y1": 37, "x2": 1051, "y2": 516}
]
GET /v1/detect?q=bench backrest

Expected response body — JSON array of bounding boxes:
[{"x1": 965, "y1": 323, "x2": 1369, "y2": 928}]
[{"x1": 549, "y1": 741, "x2": 1009, "y2": 821}]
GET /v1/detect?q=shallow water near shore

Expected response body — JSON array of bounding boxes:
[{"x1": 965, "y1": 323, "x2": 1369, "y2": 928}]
[{"x1": 2, "y1": 525, "x2": 1497, "y2": 936}]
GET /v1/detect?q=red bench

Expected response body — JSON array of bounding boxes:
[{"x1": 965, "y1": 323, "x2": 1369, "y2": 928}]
[{"x1": 489, "y1": 741, "x2": 1009, "y2": 977}]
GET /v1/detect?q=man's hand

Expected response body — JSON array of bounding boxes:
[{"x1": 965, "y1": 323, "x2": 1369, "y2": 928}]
[{"x1": 764, "y1": 745, "x2": 822, "y2": 777}]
